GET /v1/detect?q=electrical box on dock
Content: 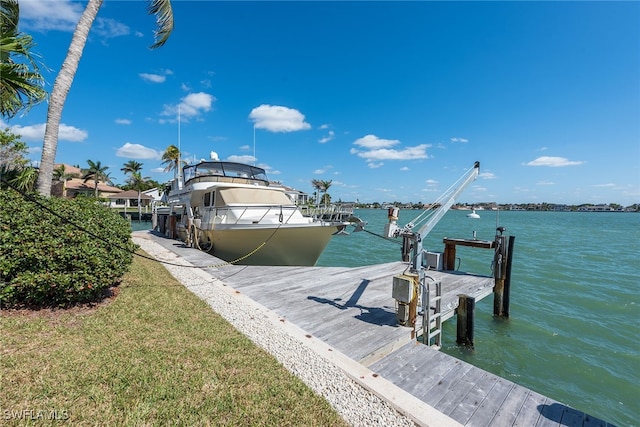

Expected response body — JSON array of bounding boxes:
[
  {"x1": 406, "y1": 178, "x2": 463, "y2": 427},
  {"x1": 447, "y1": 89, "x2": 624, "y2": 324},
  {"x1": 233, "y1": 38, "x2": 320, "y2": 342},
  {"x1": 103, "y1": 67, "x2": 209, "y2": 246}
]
[
  {"x1": 423, "y1": 251, "x2": 443, "y2": 271},
  {"x1": 392, "y1": 274, "x2": 416, "y2": 303}
]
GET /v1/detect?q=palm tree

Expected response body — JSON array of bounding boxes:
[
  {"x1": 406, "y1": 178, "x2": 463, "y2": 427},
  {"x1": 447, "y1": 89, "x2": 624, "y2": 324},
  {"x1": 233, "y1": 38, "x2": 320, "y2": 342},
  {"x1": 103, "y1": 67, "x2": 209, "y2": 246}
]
[
  {"x1": 9, "y1": 166, "x2": 37, "y2": 191},
  {"x1": 82, "y1": 159, "x2": 110, "y2": 198},
  {"x1": 121, "y1": 160, "x2": 143, "y2": 175},
  {"x1": 126, "y1": 171, "x2": 150, "y2": 221},
  {"x1": 121, "y1": 160, "x2": 145, "y2": 219},
  {"x1": 311, "y1": 179, "x2": 323, "y2": 207},
  {"x1": 53, "y1": 164, "x2": 75, "y2": 198},
  {"x1": 0, "y1": 0, "x2": 48, "y2": 120},
  {"x1": 36, "y1": 0, "x2": 174, "y2": 197},
  {"x1": 320, "y1": 180, "x2": 332, "y2": 207},
  {"x1": 161, "y1": 144, "x2": 181, "y2": 178},
  {"x1": 311, "y1": 179, "x2": 332, "y2": 207}
]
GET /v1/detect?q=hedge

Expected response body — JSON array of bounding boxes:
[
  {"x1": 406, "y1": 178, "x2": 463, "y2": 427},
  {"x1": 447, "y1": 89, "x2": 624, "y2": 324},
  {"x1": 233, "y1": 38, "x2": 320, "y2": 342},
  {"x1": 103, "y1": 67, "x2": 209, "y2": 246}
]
[{"x1": 0, "y1": 189, "x2": 138, "y2": 308}]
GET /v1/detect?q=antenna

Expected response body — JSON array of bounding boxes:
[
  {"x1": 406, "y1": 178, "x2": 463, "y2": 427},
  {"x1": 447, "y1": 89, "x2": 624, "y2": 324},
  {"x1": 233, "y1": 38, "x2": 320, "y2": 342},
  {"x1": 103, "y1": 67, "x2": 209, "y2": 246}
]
[
  {"x1": 177, "y1": 105, "x2": 182, "y2": 189},
  {"x1": 253, "y1": 124, "x2": 256, "y2": 166}
]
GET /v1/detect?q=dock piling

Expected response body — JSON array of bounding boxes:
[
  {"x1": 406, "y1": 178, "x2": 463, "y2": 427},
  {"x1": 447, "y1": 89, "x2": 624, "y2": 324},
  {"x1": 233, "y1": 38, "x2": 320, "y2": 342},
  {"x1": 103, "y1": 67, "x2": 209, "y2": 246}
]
[
  {"x1": 456, "y1": 294, "x2": 475, "y2": 347},
  {"x1": 493, "y1": 234, "x2": 515, "y2": 317}
]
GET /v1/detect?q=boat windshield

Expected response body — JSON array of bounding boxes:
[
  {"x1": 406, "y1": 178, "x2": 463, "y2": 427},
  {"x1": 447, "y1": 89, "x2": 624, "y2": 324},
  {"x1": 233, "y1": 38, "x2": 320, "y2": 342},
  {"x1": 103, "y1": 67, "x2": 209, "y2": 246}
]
[{"x1": 183, "y1": 162, "x2": 268, "y2": 183}]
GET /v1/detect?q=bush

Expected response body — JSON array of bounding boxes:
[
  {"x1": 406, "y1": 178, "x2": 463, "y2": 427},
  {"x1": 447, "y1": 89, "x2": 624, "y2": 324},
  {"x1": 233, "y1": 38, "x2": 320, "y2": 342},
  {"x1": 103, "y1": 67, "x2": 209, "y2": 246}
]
[{"x1": 0, "y1": 189, "x2": 138, "y2": 308}]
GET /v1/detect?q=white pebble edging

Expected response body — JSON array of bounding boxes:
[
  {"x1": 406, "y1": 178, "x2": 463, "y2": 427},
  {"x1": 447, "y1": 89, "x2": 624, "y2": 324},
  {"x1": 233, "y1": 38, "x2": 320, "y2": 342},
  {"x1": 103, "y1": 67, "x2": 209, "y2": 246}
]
[{"x1": 133, "y1": 235, "x2": 461, "y2": 427}]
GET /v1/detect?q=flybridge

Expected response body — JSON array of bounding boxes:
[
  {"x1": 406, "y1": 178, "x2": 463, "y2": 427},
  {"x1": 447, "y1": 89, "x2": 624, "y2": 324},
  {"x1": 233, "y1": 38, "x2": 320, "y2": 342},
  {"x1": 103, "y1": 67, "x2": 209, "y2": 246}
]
[{"x1": 182, "y1": 161, "x2": 269, "y2": 185}]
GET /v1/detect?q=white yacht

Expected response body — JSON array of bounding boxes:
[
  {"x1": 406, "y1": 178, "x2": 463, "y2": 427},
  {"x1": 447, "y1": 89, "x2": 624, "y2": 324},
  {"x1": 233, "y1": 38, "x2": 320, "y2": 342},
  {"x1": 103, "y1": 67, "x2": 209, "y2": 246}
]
[
  {"x1": 163, "y1": 155, "x2": 349, "y2": 266},
  {"x1": 466, "y1": 209, "x2": 480, "y2": 219}
]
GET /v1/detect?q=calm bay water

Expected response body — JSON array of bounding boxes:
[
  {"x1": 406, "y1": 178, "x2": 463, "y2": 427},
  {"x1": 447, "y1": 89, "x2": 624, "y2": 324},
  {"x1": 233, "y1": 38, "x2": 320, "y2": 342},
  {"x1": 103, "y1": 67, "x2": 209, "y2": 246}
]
[
  {"x1": 317, "y1": 209, "x2": 639, "y2": 426},
  {"x1": 133, "y1": 210, "x2": 639, "y2": 425}
]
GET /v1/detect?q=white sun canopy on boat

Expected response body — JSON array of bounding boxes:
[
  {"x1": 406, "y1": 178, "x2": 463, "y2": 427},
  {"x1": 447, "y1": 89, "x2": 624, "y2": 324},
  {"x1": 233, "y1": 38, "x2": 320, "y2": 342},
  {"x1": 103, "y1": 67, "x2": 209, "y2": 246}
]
[{"x1": 216, "y1": 187, "x2": 294, "y2": 206}]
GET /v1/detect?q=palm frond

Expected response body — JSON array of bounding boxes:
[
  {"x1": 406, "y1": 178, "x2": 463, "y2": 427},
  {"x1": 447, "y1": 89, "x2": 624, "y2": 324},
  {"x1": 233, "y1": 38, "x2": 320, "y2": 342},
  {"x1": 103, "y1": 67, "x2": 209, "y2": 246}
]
[{"x1": 147, "y1": 0, "x2": 174, "y2": 49}]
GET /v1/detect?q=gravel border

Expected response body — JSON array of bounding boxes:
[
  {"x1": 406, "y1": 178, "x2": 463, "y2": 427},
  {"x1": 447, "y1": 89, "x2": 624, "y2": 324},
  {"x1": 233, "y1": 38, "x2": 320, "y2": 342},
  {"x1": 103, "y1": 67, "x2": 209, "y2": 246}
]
[{"x1": 133, "y1": 235, "x2": 461, "y2": 427}]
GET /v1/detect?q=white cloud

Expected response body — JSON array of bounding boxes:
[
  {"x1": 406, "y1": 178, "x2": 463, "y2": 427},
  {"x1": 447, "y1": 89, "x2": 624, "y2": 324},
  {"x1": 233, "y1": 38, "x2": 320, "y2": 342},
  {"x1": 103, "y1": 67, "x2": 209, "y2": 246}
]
[
  {"x1": 526, "y1": 156, "x2": 584, "y2": 167},
  {"x1": 140, "y1": 73, "x2": 166, "y2": 83},
  {"x1": 400, "y1": 166, "x2": 409, "y2": 171},
  {"x1": 350, "y1": 135, "x2": 431, "y2": 166},
  {"x1": 227, "y1": 154, "x2": 256, "y2": 164},
  {"x1": 425, "y1": 179, "x2": 438, "y2": 186},
  {"x1": 319, "y1": 130, "x2": 335, "y2": 144},
  {"x1": 181, "y1": 92, "x2": 214, "y2": 116},
  {"x1": 353, "y1": 144, "x2": 430, "y2": 161},
  {"x1": 20, "y1": 1, "x2": 129, "y2": 42},
  {"x1": 115, "y1": 143, "x2": 161, "y2": 160},
  {"x1": 249, "y1": 105, "x2": 311, "y2": 133},
  {"x1": 115, "y1": 118, "x2": 132, "y2": 125},
  {"x1": 593, "y1": 183, "x2": 616, "y2": 188},
  {"x1": 9, "y1": 123, "x2": 87, "y2": 142},
  {"x1": 479, "y1": 172, "x2": 496, "y2": 179},
  {"x1": 161, "y1": 92, "x2": 215, "y2": 121},
  {"x1": 93, "y1": 17, "x2": 130, "y2": 39},
  {"x1": 353, "y1": 134, "x2": 400, "y2": 149},
  {"x1": 450, "y1": 137, "x2": 469, "y2": 143},
  {"x1": 367, "y1": 162, "x2": 384, "y2": 169},
  {"x1": 19, "y1": 0, "x2": 83, "y2": 32},
  {"x1": 537, "y1": 180, "x2": 555, "y2": 186}
]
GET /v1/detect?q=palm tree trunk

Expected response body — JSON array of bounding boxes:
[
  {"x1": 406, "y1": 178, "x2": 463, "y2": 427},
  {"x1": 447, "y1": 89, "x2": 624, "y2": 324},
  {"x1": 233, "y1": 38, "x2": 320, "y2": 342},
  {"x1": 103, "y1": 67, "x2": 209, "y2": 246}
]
[{"x1": 36, "y1": 0, "x2": 103, "y2": 197}]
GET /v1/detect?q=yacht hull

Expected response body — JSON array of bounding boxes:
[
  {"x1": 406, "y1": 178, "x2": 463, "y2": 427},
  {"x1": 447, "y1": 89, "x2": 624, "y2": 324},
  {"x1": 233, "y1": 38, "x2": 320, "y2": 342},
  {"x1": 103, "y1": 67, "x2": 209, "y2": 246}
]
[{"x1": 195, "y1": 223, "x2": 340, "y2": 266}]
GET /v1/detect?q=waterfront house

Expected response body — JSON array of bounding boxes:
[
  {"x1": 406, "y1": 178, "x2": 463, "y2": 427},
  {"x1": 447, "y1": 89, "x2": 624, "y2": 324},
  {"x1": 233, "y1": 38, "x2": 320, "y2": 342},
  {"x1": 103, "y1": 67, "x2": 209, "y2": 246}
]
[
  {"x1": 106, "y1": 190, "x2": 153, "y2": 210},
  {"x1": 53, "y1": 177, "x2": 122, "y2": 199}
]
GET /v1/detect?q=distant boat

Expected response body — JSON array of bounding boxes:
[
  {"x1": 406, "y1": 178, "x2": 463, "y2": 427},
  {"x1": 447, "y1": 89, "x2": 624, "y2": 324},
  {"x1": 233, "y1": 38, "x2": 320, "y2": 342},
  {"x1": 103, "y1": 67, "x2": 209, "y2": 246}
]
[{"x1": 467, "y1": 209, "x2": 480, "y2": 219}]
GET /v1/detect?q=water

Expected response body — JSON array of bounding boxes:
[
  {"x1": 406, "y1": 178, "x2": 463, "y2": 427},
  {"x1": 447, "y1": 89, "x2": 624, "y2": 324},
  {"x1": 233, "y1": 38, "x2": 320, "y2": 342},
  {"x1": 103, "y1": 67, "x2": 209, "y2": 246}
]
[
  {"x1": 130, "y1": 220, "x2": 154, "y2": 232},
  {"x1": 133, "y1": 211, "x2": 639, "y2": 425},
  {"x1": 317, "y1": 209, "x2": 639, "y2": 426}
]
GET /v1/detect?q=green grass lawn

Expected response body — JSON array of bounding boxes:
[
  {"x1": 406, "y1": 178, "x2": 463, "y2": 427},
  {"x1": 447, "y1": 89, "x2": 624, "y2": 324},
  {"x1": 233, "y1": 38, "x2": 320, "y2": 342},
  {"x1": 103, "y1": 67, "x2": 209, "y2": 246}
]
[{"x1": 1, "y1": 251, "x2": 348, "y2": 426}]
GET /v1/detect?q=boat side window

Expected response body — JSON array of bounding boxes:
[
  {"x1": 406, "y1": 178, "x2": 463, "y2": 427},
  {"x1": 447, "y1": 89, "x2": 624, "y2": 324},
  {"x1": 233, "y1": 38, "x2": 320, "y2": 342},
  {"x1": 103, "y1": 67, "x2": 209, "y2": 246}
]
[{"x1": 203, "y1": 191, "x2": 216, "y2": 207}]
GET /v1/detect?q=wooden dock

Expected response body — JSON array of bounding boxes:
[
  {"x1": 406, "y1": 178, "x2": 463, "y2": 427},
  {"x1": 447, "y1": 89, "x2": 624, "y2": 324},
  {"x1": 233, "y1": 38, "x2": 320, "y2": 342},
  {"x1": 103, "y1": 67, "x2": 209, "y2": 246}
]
[{"x1": 137, "y1": 231, "x2": 614, "y2": 427}]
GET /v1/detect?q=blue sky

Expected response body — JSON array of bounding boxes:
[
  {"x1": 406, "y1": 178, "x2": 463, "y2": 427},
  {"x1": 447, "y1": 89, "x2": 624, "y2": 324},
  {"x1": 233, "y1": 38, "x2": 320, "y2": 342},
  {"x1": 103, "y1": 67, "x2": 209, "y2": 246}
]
[{"x1": 5, "y1": 0, "x2": 639, "y2": 205}]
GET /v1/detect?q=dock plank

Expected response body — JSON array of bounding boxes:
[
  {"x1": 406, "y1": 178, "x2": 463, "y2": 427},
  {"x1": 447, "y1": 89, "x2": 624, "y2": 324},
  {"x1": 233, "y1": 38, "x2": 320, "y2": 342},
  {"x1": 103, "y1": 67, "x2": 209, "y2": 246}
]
[{"x1": 448, "y1": 371, "x2": 499, "y2": 425}]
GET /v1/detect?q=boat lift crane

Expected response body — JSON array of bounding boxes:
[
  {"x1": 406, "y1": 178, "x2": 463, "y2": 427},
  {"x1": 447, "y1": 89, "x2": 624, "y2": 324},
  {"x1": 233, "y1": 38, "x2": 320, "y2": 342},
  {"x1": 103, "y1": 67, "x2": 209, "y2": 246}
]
[
  {"x1": 385, "y1": 161, "x2": 480, "y2": 271},
  {"x1": 386, "y1": 161, "x2": 480, "y2": 347}
]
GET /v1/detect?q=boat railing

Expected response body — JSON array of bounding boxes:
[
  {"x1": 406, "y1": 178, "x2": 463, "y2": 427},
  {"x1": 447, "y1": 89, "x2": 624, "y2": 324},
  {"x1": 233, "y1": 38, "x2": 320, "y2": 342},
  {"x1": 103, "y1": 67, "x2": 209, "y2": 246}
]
[
  {"x1": 212, "y1": 205, "x2": 301, "y2": 225},
  {"x1": 300, "y1": 204, "x2": 354, "y2": 222}
]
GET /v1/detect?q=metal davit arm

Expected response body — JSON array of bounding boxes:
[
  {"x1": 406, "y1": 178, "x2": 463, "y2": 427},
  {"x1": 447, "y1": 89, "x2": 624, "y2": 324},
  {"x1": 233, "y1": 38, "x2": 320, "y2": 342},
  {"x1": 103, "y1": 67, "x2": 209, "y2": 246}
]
[
  {"x1": 401, "y1": 161, "x2": 480, "y2": 272},
  {"x1": 415, "y1": 161, "x2": 480, "y2": 238}
]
